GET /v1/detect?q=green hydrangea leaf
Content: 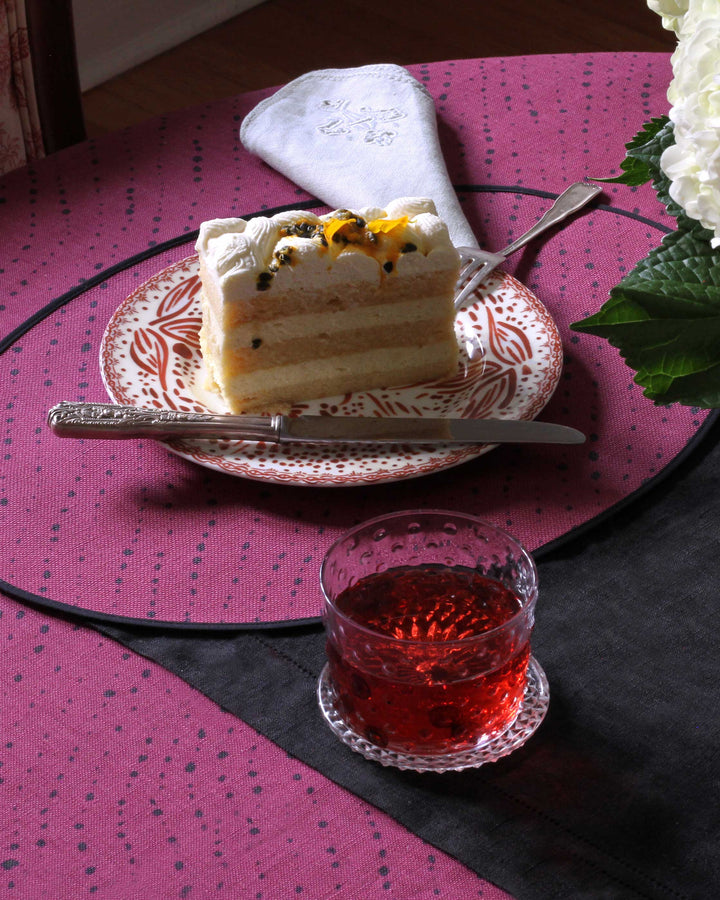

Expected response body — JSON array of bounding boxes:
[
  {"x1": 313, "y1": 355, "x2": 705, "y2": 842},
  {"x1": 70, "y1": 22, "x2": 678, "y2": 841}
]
[
  {"x1": 572, "y1": 229, "x2": 720, "y2": 407},
  {"x1": 623, "y1": 225, "x2": 720, "y2": 292},
  {"x1": 595, "y1": 116, "x2": 672, "y2": 186},
  {"x1": 571, "y1": 114, "x2": 720, "y2": 408}
]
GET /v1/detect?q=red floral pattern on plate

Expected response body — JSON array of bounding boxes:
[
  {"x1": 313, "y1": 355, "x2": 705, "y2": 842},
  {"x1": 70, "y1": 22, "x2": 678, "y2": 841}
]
[{"x1": 100, "y1": 255, "x2": 563, "y2": 486}]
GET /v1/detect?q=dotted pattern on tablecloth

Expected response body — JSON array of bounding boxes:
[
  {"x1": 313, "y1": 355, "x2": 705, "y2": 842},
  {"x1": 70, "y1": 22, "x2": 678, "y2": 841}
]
[
  {"x1": 1, "y1": 53, "x2": 705, "y2": 626},
  {"x1": 1, "y1": 594, "x2": 506, "y2": 898},
  {"x1": 0, "y1": 191, "x2": 708, "y2": 625}
]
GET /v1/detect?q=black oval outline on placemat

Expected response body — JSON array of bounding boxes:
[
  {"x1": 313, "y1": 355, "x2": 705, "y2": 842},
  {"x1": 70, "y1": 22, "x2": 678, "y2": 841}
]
[{"x1": 1, "y1": 185, "x2": 715, "y2": 631}]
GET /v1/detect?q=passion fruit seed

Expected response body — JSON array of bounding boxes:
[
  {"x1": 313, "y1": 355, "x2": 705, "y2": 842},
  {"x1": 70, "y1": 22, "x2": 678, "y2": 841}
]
[{"x1": 256, "y1": 271, "x2": 273, "y2": 291}]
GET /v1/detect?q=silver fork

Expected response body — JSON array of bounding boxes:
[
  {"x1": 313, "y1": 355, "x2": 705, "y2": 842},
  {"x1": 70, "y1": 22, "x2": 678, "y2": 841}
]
[{"x1": 453, "y1": 181, "x2": 603, "y2": 310}]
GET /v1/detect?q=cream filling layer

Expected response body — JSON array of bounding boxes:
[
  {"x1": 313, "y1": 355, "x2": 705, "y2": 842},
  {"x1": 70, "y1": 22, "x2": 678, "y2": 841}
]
[
  {"x1": 218, "y1": 344, "x2": 458, "y2": 412},
  {"x1": 220, "y1": 296, "x2": 451, "y2": 347}
]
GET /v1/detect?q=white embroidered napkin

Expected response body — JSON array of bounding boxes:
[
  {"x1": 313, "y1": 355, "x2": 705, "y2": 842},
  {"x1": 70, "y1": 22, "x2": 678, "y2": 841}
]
[{"x1": 240, "y1": 64, "x2": 479, "y2": 248}]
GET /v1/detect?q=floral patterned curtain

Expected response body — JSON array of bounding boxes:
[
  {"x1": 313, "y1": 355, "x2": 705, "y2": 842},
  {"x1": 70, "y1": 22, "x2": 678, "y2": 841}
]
[{"x1": 1, "y1": 0, "x2": 43, "y2": 175}]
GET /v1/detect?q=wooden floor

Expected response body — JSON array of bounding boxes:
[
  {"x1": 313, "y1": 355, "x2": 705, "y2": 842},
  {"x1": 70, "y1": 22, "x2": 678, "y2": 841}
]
[{"x1": 81, "y1": 0, "x2": 676, "y2": 138}]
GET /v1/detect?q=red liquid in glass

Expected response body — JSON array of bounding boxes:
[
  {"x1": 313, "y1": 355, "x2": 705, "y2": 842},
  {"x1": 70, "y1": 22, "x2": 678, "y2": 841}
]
[{"x1": 326, "y1": 565, "x2": 531, "y2": 755}]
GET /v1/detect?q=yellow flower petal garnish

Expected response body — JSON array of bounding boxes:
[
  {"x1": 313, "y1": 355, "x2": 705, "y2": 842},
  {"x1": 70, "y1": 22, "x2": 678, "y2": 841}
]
[
  {"x1": 366, "y1": 216, "x2": 409, "y2": 234},
  {"x1": 323, "y1": 217, "x2": 357, "y2": 241}
]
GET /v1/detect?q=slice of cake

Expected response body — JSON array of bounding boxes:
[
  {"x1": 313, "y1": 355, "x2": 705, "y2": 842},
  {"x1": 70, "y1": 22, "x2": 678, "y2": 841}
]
[{"x1": 194, "y1": 197, "x2": 461, "y2": 414}]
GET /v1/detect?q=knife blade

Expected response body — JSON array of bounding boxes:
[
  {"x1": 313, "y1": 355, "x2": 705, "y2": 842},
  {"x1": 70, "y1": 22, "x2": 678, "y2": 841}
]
[{"x1": 47, "y1": 402, "x2": 585, "y2": 445}]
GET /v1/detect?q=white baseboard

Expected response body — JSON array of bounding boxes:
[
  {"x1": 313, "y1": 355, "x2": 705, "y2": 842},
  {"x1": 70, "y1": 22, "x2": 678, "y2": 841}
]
[{"x1": 73, "y1": 0, "x2": 265, "y2": 91}]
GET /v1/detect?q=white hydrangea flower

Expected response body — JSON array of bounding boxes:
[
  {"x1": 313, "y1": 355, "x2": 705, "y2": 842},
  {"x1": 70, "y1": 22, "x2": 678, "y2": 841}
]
[
  {"x1": 683, "y1": 1, "x2": 720, "y2": 40},
  {"x1": 648, "y1": 0, "x2": 720, "y2": 34},
  {"x1": 659, "y1": 13, "x2": 720, "y2": 246},
  {"x1": 647, "y1": 0, "x2": 690, "y2": 33}
]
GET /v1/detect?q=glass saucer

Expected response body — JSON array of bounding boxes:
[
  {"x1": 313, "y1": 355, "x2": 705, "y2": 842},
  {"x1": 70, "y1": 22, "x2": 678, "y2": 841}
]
[{"x1": 317, "y1": 655, "x2": 549, "y2": 774}]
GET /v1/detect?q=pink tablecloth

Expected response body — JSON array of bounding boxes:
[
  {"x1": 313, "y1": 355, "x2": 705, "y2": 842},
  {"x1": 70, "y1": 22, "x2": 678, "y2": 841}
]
[
  {"x1": 1, "y1": 53, "x2": 709, "y2": 899},
  {"x1": 1, "y1": 52, "x2": 707, "y2": 628}
]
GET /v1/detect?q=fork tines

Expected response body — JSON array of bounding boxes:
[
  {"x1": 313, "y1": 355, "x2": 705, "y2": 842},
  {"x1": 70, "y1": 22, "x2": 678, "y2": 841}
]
[{"x1": 454, "y1": 246, "x2": 506, "y2": 310}]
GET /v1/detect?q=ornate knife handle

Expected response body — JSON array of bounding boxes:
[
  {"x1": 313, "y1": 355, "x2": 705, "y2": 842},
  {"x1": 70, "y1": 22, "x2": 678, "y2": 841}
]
[{"x1": 47, "y1": 402, "x2": 282, "y2": 441}]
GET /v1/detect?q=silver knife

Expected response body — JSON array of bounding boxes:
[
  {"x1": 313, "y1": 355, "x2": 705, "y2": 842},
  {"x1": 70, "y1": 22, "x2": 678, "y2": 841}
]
[{"x1": 47, "y1": 402, "x2": 585, "y2": 445}]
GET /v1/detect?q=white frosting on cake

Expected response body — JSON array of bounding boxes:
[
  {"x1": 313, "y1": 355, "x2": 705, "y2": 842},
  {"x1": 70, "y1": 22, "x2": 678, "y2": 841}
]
[{"x1": 194, "y1": 197, "x2": 458, "y2": 298}]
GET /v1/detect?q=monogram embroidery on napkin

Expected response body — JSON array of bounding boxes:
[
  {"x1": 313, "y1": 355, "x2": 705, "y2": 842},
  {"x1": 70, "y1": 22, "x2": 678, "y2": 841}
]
[{"x1": 316, "y1": 99, "x2": 406, "y2": 145}]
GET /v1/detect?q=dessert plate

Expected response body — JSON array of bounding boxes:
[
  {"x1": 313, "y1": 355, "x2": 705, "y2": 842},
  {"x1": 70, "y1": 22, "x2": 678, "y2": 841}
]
[{"x1": 100, "y1": 255, "x2": 563, "y2": 486}]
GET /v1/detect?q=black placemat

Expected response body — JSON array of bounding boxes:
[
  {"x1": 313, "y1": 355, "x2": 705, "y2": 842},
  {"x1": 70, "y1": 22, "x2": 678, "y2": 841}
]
[{"x1": 94, "y1": 416, "x2": 720, "y2": 899}]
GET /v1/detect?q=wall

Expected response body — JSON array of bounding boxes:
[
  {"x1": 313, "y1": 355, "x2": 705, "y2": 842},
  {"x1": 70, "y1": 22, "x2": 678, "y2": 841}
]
[{"x1": 72, "y1": 0, "x2": 264, "y2": 90}]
